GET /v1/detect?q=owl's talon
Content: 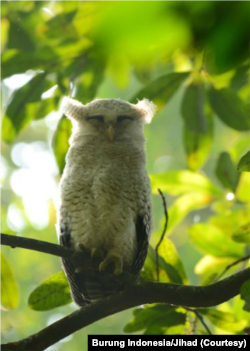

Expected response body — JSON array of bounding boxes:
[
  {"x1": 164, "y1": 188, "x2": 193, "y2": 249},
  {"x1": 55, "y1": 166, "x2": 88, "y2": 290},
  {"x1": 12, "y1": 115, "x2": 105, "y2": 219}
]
[
  {"x1": 99, "y1": 254, "x2": 123, "y2": 276},
  {"x1": 91, "y1": 248, "x2": 103, "y2": 259},
  {"x1": 76, "y1": 243, "x2": 88, "y2": 253},
  {"x1": 114, "y1": 265, "x2": 123, "y2": 276}
]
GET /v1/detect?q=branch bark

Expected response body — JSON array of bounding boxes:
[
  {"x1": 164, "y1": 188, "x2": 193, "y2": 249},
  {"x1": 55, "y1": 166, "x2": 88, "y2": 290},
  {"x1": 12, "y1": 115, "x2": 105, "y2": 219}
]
[
  {"x1": 1, "y1": 233, "x2": 250, "y2": 350},
  {"x1": 1, "y1": 233, "x2": 91, "y2": 268},
  {"x1": 1, "y1": 232, "x2": 73, "y2": 258}
]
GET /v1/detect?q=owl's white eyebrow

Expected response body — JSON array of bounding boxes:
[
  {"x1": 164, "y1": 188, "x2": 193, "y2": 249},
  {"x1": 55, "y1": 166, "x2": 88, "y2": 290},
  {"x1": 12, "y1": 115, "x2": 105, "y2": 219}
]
[{"x1": 86, "y1": 115, "x2": 104, "y2": 121}]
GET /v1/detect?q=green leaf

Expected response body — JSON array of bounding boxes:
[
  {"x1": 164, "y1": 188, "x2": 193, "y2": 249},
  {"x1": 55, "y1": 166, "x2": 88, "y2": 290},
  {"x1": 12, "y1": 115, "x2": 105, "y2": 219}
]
[
  {"x1": 130, "y1": 72, "x2": 189, "y2": 107},
  {"x1": 184, "y1": 113, "x2": 213, "y2": 171},
  {"x1": 182, "y1": 83, "x2": 213, "y2": 171},
  {"x1": 1, "y1": 16, "x2": 9, "y2": 49},
  {"x1": 181, "y1": 83, "x2": 208, "y2": 133},
  {"x1": 157, "y1": 239, "x2": 187, "y2": 283},
  {"x1": 158, "y1": 260, "x2": 183, "y2": 284},
  {"x1": 142, "y1": 246, "x2": 182, "y2": 284},
  {"x1": 199, "y1": 309, "x2": 247, "y2": 332},
  {"x1": 237, "y1": 151, "x2": 250, "y2": 172},
  {"x1": 143, "y1": 326, "x2": 165, "y2": 335},
  {"x1": 74, "y1": 57, "x2": 105, "y2": 103},
  {"x1": 1, "y1": 48, "x2": 59, "y2": 79},
  {"x1": 53, "y1": 116, "x2": 71, "y2": 174},
  {"x1": 7, "y1": 20, "x2": 35, "y2": 52},
  {"x1": 215, "y1": 152, "x2": 240, "y2": 191},
  {"x1": 1, "y1": 116, "x2": 16, "y2": 143},
  {"x1": 3, "y1": 73, "x2": 51, "y2": 141},
  {"x1": 133, "y1": 66, "x2": 153, "y2": 85},
  {"x1": 209, "y1": 209, "x2": 250, "y2": 236},
  {"x1": 236, "y1": 173, "x2": 250, "y2": 203},
  {"x1": 0, "y1": 84, "x2": 2, "y2": 111},
  {"x1": 141, "y1": 252, "x2": 156, "y2": 282},
  {"x1": 28, "y1": 97, "x2": 58, "y2": 121},
  {"x1": 208, "y1": 87, "x2": 250, "y2": 131},
  {"x1": 157, "y1": 260, "x2": 182, "y2": 284},
  {"x1": 124, "y1": 304, "x2": 186, "y2": 334},
  {"x1": 1, "y1": 250, "x2": 20, "y2": 310},
  {"x1": 44, "y1": 10, "x2": 77, "y2": 39},
  {"x1": 195, "y1": 255, "x2": 236, "y2": 285},
  {"x1": 240, "y1": 280, "x2": 250, "y2": 312},
  {"x1": 150, "y1": 170, "x2": 223, "y2": 197},
  {"x1": 189, "y1": 223, "x2": 244, "y2": 258},
  {"x1": 232, "y1": 222, "x2": 250, "y2": 244},
  {"x1": 230, "y1": 64, "x2": 249, "y2": 91},
  {"x1": 28, "y1": 271, "x2": 72, "y2": 311},
  {"x1": 168, "y1": 193, "x2": 213, "y2": 234}
]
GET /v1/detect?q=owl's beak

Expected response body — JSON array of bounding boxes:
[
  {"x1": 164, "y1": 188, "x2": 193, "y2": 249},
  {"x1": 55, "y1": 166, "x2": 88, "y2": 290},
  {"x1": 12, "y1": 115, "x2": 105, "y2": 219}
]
[{"x1": 107, "y1": 125, "x2": 115, "y2": 142}]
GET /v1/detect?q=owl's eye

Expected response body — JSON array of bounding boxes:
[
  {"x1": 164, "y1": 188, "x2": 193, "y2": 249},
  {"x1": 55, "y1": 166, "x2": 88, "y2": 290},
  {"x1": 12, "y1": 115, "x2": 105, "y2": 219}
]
[
  {"x1": 117, "y1": 115, "x2": 134, "y2": 122},
  {"x1": 86, "y1": 115, "x2": 104, "y2": 122}
]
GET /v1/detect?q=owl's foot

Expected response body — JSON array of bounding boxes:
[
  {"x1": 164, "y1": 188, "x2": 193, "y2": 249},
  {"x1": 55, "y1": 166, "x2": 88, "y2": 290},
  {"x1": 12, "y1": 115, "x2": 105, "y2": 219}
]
[
  {"x1": 76, "y1": 243, "x2": 89, "y2": 253},
  {"x1": 74, "y1": 243, "x2": 87, "y2": 273},
  {"x1": 75, "y1": 243, "x2": 94, "y2": 273},
  {"x1": 76, "y1": 244, "x2": 104, "y2": 259},
  {"x1": 75, "y1": 245, "x2": 106, "y2": 273},
  {"x1": 91, "y1": 248, "x2": 103, "y2": 259},
  {"x1": 99, "y1": 253, "x2": 123, "y2": 276}
]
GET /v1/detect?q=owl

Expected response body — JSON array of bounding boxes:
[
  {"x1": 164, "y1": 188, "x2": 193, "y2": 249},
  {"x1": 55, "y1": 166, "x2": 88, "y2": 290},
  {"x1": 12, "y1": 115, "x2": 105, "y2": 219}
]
[{"x1": 57, "y1": 97, "x2": 156, "y2": 306}]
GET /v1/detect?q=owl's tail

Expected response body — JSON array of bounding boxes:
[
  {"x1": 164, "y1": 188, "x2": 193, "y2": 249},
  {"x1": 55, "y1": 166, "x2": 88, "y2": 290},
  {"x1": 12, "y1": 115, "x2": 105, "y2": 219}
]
[
  {"x1": 62, "y1": 258, "x2": 124, "y2": 306},
  {"x1": 77, "y1": 270, "x2": 124, "y2": 302}
]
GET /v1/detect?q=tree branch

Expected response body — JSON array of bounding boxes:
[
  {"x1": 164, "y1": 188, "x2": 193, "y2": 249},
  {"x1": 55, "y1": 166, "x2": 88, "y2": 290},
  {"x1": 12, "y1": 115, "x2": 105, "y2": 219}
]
[
  {"x1": 1, "y1": 233, "x2": 250, "y2": 350},
  {"x1": 1, "y1": 232, "x2": 73, "y2": 258},
  {"x1": 1, "y1": 233, "x2": 91, "y2": 268}
]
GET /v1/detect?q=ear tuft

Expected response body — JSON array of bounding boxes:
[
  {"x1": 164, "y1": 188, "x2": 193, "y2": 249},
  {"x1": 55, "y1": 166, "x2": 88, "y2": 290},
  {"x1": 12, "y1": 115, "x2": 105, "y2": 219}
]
[
  {"x1": 136, "y1": 99, "x2": 157, "y2": 124},
  {"x1": 60, "y1": 97, "x2": 85, "y2": 121}
]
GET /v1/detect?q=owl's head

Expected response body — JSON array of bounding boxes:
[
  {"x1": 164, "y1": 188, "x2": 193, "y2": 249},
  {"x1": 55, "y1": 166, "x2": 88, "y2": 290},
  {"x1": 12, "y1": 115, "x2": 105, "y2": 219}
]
[{"x1": 61, "y1": 97, "x2": 156, "y2": 144}]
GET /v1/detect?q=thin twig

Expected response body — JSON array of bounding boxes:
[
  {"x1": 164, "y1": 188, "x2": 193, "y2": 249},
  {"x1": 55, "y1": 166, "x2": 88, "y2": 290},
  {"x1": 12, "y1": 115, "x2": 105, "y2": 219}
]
[
  {"x1": 155, "y1": 189, "x2": 169, "y2": 281},
  {"x1": 216, "y1": 255, "x2": 250, "y2": 281},
  {"x1": 189, "y1": 313, "x2": 197, "y2": 335},
  {"x1": 186, "y1": 307, "x2": 212, "y2": 335}
]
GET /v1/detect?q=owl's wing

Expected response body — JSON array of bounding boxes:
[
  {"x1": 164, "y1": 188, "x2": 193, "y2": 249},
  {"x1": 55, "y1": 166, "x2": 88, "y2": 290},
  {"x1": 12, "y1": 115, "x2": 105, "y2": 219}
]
[
  {"x1": 59, "y1": 230, "x2": 90, "y2": 306},
  {"x1": 130, "y1": 207, "x2": 151, "y2": 278}
]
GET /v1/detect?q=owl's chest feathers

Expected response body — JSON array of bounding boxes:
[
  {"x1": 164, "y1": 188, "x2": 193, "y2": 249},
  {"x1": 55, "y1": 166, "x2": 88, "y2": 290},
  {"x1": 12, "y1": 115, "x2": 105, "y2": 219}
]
[
  {"x1": 63, "y1": 141, "x2": 147, "y2": 212},
  {"x1": 65, "y1": 141, "x2": 146, "y2": 189}
]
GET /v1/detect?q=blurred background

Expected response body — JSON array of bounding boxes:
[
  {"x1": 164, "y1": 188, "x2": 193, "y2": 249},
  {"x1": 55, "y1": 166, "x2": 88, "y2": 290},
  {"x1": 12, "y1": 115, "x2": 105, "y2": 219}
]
[{"x1": 1, "y1": 0, "x2": 250, "y2": 347}]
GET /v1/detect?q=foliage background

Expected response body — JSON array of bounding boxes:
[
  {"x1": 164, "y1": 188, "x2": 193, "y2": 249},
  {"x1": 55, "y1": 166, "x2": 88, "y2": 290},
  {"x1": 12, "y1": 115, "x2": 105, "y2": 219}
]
[{"x1": 1, "y1": 0, "x2": 250, "y2": 348}]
